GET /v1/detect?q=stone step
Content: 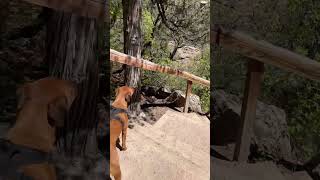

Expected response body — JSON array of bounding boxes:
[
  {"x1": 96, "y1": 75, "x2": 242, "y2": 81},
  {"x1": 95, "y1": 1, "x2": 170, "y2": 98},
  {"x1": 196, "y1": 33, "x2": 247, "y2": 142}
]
[
  {"x1": 152, "y1": 110, "x2": 210, "y2": 154},
  {"x1": 119, "y1": 110, "x2": 210, "y2": 180},
  {"x1": 212, "y1": 158, "x2": 286, "y2": 180},
  {"x1": 132, "y1": 123, "x2": 209, "y2": 169},
  {"x1": 119, "y1": 127, "x2": 209, "y2": 180}
]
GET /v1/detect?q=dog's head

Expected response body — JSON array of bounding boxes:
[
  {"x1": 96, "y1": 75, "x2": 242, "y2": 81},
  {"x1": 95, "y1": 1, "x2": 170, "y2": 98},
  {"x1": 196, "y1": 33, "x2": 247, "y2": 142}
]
[
  {"x1": 16, "y1": 77, "x2": 78, "y2": 127},
  {"x1": 115, "y1": 86, "x2": 136, "y2": 107}
]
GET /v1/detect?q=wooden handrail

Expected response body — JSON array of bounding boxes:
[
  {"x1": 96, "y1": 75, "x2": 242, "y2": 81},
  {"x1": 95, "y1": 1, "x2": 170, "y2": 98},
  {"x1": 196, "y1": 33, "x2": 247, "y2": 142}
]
[
  {"x1": 22, "y1": 0, "x2": 107, "y2": 19},
  {"x1": 110, "y1": 49, "x2": 210, "y2": 87},
  {"x1": 211, "y1": 25, "x2": 320, "y2": 81}
]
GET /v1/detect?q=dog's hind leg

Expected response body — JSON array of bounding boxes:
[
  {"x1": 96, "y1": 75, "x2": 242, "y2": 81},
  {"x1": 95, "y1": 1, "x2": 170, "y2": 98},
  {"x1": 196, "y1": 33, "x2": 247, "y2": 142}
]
[
  {"x1": 110, "y1": 147, "x2": 121, "y2": 180},
  {"x1": 121, "y1": 120, "x2": 128, "y2": 151}
]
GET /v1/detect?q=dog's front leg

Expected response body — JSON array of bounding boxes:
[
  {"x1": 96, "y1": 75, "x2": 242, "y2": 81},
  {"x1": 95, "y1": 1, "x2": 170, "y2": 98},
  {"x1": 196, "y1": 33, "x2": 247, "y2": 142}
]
[{"x1": 121, "y1": 120, "x2": 128, "y2": 151}]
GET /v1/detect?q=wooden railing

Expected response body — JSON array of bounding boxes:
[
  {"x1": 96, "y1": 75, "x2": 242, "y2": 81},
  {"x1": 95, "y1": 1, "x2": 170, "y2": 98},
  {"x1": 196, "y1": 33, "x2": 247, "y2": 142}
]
[
  {"x1": 211, "y1": 24, "x2": 320, "y2": 162},
  {"x1": 110, "y1": 49, "x2": 210, "y2": 113}
]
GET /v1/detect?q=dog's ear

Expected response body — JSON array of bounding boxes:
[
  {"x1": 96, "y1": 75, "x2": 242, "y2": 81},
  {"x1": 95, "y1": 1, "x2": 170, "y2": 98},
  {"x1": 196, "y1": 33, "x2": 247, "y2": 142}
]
[
  {"x1": 125, "y1": 94, "x2": 132, "y2": 105},
  {"x1": 115, "y1": 88, "x2": 119, "y2": 96},
  {"x1": 48, "y1": 96, "x2": 68, "y2": 127}
]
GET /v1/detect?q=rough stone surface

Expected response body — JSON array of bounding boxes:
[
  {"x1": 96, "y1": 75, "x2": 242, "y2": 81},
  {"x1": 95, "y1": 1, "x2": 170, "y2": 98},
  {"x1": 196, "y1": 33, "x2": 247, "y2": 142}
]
[
  {"x1": 281, "y1": 170, "x2": 313, "y2": 180},
  {"x1": 212, "y1": 90, "x2": 294, "y2": 161},
  {"x1": 145, "y1": 89, "x2": 203, "y2": 114},
  {"x1": 312, "y1": 165, "x2": 320, "y2": 179},
  {"x1": 212, "y1": 157, "x2": 313, "y2": 180},
  {"x1": 155, "y1": 86, "x2": 172, "y2": 99},
  {"x1": 168, "y1": 42, "x2": 201, "y2": 62},
  {"x1": 119, "y1": 109, "x2": 210, "y2": 180}
]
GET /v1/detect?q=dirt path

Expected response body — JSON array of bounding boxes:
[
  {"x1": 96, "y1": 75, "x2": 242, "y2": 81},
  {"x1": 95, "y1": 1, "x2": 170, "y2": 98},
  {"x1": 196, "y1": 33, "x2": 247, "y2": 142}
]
[{"x1": 118, "y1": 109, "x2": 210, "y2": 180}]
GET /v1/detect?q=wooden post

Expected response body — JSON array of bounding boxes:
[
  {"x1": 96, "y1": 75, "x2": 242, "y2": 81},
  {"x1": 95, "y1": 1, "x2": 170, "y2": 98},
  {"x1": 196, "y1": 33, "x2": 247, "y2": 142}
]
[
  {"x1": 233, "y1": 60, "x2": 264, "y2": 162},
  {"x1": 184, "y1": 80, "x2": 193, "y2": 113}
]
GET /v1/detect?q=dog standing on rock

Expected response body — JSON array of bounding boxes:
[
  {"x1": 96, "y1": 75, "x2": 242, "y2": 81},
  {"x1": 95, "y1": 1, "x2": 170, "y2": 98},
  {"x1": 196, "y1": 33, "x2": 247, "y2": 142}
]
[
  {"x1": 0, "y1": 77, "x2": 77, "y2": 180},
  {"x1": 107, "y1": 86, "x2": 135, "y2": 180}
]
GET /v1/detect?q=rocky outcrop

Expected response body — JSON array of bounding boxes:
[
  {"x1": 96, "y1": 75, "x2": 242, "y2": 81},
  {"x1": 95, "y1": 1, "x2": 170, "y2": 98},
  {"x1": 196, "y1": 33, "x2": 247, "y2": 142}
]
[
  {"x1": 141, "y1": 86, "x2": 203, "y2": 114},
  {"x1": 212, "y1": 90, "x2": 294, "y2": 161},
  {"x1": 168, "y1": 42, "x2": 201, "y2": 62},
  {"x1": 52, "y1": 131, "x2": 108, "y2": 180},
  {"x1": 312, "y1": 165, "x2": 320, "y2": 179}
]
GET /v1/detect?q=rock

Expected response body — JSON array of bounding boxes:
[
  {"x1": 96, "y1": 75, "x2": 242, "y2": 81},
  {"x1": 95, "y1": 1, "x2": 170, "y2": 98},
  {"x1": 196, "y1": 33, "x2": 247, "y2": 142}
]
[
  {"x1": 53, "y1": 150, "x2": 108, "y2": 180},
  {"x1": 312, "y1": 165, "x2": 320, "y2": 179},
  {"x1": 211, "y1": 90, "x2": 241, "y2": 145},
  {"x1": 155, "y1": 86, "x2": 172, "y2": 99},
  {"x1": 141, "y1": 86, "x2": 157, "y2": 97},
  {"x1": 168, "y1": 41, "x2": 201, "y2": 62},
  {"x1": 140, "y1": 86, "x2": 203, "y2": 114},
  {"x1": 189, "y1": 93, "x2": 203, "y2": 113},
  {"x1": 161, "y1": 90, "x2": 202, "y2": 113},
  {"x1": 212, "y1": 158, "x2": 287, "y2": 180},
  {"x1": 53, "y1": 130, "x2": 109, "y2": 180},
  {"x1": 280, "y1": 167, "x2": 313, "y2": 180},
  {"x1": 139, "y1": 111, "x2": 147, "y2": 118},
  {"x1": 212, "y1": 90, "x2": 294, "y2": 161},
  {"x1": 128, "y1": 124, "x2": 134, "y2": 129},
  {"x1": 175, "y1": 46, "x2": 201, "y2": 61},
  {"x1": 164, "y1": 90, "x2": 186, "y2": 106}
]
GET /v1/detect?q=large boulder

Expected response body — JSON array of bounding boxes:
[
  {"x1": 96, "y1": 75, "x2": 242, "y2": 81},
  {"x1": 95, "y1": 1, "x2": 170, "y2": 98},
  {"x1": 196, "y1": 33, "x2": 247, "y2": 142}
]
[
  {"x1": 141, "y1": 85, "x2": 158, "y2": 97},
  {"x1": 312, "y1": 165, "x2": 320, "y2": 179},
  {"x1": 53, "y1": 130, "x2": 109, "y2": 180},
  {"x1": 153, "y1": 90, "x2": 203, "y2": 113},
  {"x1": 155, "y1": 86, "x2": 172, "y2": 99},
  {"x1": 168, "y1": 41, "x2": 201, "y2": 62},
  {"x1": 212, "y1": 90, "x2": 294, "y2": 161},
  {"x1": 141, "y1": 86, "x2": 203, "y2": 114}
]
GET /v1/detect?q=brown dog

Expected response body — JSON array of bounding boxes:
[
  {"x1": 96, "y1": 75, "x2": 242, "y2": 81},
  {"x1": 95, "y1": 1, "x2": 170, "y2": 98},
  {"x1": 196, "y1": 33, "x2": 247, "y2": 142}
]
[
  {"x1": 108, "y1": 86, "x2": 135, "y2": 180},
  {"x1": 1, "y1": 77, "x2": 77, "y2": 180}
]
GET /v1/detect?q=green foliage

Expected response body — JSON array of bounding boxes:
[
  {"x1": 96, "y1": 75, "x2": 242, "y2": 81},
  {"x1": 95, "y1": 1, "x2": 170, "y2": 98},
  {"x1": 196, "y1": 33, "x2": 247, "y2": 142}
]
[
  {"x1": 110, "y1": 0, "x2": 210, "y2": 111},
  {"x1": 213, "y1": 0, "x2": 320, "y2": 159},
  {"x1": 143, "y1": 48, "x2": 210, "y2": 112},
  {"x1": 110, "y1": 0, "x2": 123, "y2": 51},
  {"x1": 142, "y1": 10, "x2": 154, "y2": 44},
  {"x1": 286, "y1": 81, "x2": 320, "y2": 157}
]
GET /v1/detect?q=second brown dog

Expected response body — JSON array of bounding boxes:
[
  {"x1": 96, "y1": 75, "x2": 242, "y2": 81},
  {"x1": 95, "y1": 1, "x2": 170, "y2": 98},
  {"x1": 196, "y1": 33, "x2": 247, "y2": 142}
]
[{"x1": 107, "y1": 86, "x2": 135, "y2": 180}]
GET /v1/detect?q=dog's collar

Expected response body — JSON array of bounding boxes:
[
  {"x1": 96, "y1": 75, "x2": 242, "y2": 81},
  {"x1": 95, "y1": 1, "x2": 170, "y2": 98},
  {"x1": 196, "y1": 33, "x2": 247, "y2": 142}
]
[
  {"x1": 110, "y1": 106, "x2": 128, "y2": 124},
  {"x1": 0, "y1": 138, "x2": 52, "y2": 180}
]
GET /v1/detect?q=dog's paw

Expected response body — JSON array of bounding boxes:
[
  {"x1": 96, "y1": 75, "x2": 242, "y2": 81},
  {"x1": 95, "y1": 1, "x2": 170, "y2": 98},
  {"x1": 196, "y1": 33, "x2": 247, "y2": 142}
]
[{"x1": 121, "y1": 146, "x2": 127, "y2": 151}]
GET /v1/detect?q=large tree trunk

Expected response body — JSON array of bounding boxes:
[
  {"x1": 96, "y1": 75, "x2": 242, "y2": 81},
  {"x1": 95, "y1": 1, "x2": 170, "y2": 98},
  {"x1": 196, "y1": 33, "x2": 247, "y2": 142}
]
[
  {"x1": 46, "y1": 10, "x2": 99, "y2": 154},
  {"x1": 210, "y1": 0, "x2": 214, "y2": 123},
  {"x1": 0, "y1": 0, "x2": 10, "y2": 46},
  {"x1": 0, "y1": 0, "x2": 9, "y2": 32},
  {"x1": 122, "y1": 0, "x2": 143, "y2": 115}
]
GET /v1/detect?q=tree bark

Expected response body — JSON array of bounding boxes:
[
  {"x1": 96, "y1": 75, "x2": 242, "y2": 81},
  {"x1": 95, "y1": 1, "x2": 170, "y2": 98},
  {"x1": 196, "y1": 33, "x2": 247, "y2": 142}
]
[
  {"x1": 0, "y1": 0, "x2": 10, "y2": 46},
  {"x1": 46, "y1": 10, "x2": 99, "y2": 154},
  {"x1": 122, "y1": 0, "x2": 143, "y2": 115}
]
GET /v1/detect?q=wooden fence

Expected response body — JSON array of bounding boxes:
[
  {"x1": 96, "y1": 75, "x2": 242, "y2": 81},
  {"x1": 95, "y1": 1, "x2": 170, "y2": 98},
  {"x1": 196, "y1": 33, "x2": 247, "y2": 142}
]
[
  {"x1": 211, "y1": 24, "x2": 320, "y2": 162},
  {"x1": 110, "y1": 49, "x2": 210, "y2": 113}
]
